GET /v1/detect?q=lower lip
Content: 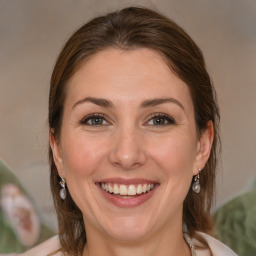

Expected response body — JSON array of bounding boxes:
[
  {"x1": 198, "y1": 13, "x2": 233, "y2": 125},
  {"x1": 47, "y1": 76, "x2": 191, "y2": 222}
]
[{"x1": 98, "y1": 184, "x2": 159, "y2": 208}]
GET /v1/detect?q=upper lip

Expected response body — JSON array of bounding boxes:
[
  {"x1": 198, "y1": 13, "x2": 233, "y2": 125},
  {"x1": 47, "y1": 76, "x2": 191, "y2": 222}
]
[{"x1": 96, "y1": 177, "x2": 159, "y2": 185}]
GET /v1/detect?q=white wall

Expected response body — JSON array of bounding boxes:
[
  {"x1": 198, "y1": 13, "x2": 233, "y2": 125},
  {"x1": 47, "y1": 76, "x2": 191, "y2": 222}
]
[{"x1": 1, "y1": 0, "x2": 255, "y2": 226}]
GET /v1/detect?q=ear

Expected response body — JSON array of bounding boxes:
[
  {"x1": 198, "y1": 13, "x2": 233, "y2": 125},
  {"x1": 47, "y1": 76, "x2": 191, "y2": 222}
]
[
  {"x1": 193, "y1": 121, "x2": 214, "y2": 175},
  {"x1": 49, "y1": 130, "x2": 65, "y2": 178}
]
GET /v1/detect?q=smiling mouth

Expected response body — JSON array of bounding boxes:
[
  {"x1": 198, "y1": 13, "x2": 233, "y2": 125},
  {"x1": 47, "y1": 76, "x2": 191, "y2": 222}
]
[{"x1": 100, "y1": 183, "x2": 155, "y2": 198}]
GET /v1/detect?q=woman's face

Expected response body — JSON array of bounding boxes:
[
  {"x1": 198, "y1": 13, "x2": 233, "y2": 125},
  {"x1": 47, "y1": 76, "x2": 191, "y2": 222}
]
[{"x1": 51, "y1": 48, "x2": 212, "y2": 242}]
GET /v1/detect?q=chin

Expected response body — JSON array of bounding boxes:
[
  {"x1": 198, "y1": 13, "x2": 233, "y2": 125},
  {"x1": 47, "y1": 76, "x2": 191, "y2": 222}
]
[
  {"x1": 106, "y1": 227, "x2": 150, "y2": 242},
  {"x1": 101, "y1": 215, "x2": 154, "y2": 242}
]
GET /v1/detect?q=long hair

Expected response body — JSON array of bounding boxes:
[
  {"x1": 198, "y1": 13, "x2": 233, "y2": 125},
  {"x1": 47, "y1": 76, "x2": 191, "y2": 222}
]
[{"x1": 48, "y1": 7, "x2": 220, "y2": 255}]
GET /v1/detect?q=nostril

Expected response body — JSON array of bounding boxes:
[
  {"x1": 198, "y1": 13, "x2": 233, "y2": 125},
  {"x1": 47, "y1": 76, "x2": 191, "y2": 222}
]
[
  {"x1": 109, "y1": 150, "x2": 147, "y2": 170},
  {"x1": 111, "y1": 159, "x2": 142, "y2": 170}
]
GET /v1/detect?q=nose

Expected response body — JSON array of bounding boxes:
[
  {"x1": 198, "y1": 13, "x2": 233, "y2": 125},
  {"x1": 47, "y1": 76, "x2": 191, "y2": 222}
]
[{"x1": 109, "y1": 127, "x2": 147, "y2": 170}]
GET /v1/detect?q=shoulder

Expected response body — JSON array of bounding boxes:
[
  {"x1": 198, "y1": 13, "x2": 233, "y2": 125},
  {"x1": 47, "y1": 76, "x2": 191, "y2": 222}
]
[
  {"x1": 14, "y1": 236, "x2": 62, "y2": 256},
  {"x1": 194, "y1": 232, "x2": 238, "y2": 256}
]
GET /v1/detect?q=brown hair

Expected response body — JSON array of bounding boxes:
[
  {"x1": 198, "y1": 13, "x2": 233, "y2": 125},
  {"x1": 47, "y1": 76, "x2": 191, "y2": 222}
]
[{"x1": 49, "y1": 6, "x2": 220, "y2": 256}]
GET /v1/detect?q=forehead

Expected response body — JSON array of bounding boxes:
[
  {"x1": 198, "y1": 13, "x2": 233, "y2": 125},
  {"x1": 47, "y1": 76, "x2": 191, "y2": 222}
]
[{"x1": 66, "y1": 48, "x2": 193, "y2": 109}]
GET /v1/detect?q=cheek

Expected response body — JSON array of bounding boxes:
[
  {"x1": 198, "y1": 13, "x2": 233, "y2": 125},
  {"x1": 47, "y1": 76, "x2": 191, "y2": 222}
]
[
  {"x1": 147, "y1": 132, "x2": 196, "y2": 204},
  {"x1": 149, "y1": 132, "x2": 197, "y2": 175},
  {"x1": 61, "y1": 131, "x2": 108, "y2": 177}
]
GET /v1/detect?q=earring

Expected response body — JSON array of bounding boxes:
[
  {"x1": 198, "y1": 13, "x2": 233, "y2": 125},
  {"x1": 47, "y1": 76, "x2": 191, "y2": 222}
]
[
  {"x1": 59, "y1": 177, "x2": 67, "y2": 200},
  {"x1": 192, "y1": 169, "x2": 201, "y2": 193}
]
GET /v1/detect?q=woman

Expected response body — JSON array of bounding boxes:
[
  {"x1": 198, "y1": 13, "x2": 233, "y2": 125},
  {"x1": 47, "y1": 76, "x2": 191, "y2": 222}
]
[{"x1": 17, "y1": 6, "x2": 237, "y2": 256}]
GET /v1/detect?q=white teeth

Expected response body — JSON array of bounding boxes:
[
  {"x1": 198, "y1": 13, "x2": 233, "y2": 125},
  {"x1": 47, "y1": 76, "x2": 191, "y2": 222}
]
[
  {"x1": 101, "y1": 183, "x2": 155, "y2": 196},
  {"x1": 108, "y1": 185, "x2": 113, "y2": 193},
  {"x1": 136, "y1": 184, "x2": 143, "y2": 194},
  {"x1": 120, "y1": 185, "x2": 128, "y2": 195},
  {"x1": 113, "y1": 184, "x2": 119, "y2": 194},
  {"x1": 127, "y1": 185, "x2": 136, "y2": 196}
]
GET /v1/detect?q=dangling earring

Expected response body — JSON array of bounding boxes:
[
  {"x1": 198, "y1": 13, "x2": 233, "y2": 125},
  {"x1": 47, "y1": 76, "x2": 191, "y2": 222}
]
[
  {"x1": 59, "y1": 177, "x2": 67, "y2": 200},
  {"x1": 192, "y1": 169, "x2": 201, "y2": 193}
]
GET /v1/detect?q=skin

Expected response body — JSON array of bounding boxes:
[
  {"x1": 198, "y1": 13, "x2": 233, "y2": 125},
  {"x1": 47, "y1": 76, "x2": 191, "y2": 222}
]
[{"x1": 50, "y1": 48, "x2": 213, "y2": 256}]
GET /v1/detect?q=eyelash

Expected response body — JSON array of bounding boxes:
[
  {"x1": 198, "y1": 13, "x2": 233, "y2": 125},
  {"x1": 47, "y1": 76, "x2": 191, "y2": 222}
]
[
  {"x1": 80, "y1": 113, "x2": 175, "y2": 127},
  {"x1": 80, "y1": 114, "x2": 109, "y2": 126},
  {"x1": 146, "y1": 113, "x2": 176, "y2": 126}
]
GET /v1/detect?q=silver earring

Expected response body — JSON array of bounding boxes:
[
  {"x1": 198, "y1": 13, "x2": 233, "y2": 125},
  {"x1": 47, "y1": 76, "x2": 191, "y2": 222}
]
[
  {"x1": 59, "y1": 177, "x2": 67, "y2": 200},
  {"x1": 192, "y1": 169, "x2": 201, "y2": 193}
]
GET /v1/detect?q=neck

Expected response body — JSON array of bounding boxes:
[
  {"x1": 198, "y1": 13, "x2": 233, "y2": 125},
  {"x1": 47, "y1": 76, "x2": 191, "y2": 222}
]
[{"x1": 82, "y1": 225, "x2": 191, "y2": 256}]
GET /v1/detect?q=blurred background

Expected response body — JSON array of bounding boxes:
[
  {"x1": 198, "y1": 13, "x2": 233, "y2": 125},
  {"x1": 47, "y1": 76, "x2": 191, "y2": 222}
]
[{"x1": 0, "y1": 0, "x2": 255, "y2": 232}]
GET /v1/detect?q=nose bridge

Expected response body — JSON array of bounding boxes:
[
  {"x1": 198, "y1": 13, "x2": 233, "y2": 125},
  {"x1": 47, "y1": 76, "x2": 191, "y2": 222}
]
[{"x1": 109, "y1": 122, "x2": 146, "y2": 169}]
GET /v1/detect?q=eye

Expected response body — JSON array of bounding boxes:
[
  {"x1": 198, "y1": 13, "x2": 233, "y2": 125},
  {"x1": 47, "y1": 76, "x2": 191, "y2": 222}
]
[
  {"x1": 80, "y1": 114, "x2": 109, "y2": 126},
  {"x1": 146, "y1": 113, "x2": 175, "y2": 126}
]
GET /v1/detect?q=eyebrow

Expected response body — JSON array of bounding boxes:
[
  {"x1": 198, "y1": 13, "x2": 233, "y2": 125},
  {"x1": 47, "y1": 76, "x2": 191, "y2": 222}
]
[
  {"x1": 72, "y1": 97, "x2": 184, "y2": 111},
  {"x1": 72, "y1": 97, "x2": 114, "y2": 109},
  {"x1": 141, "y1": 98, "x2": 185, "y2": 110}
]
